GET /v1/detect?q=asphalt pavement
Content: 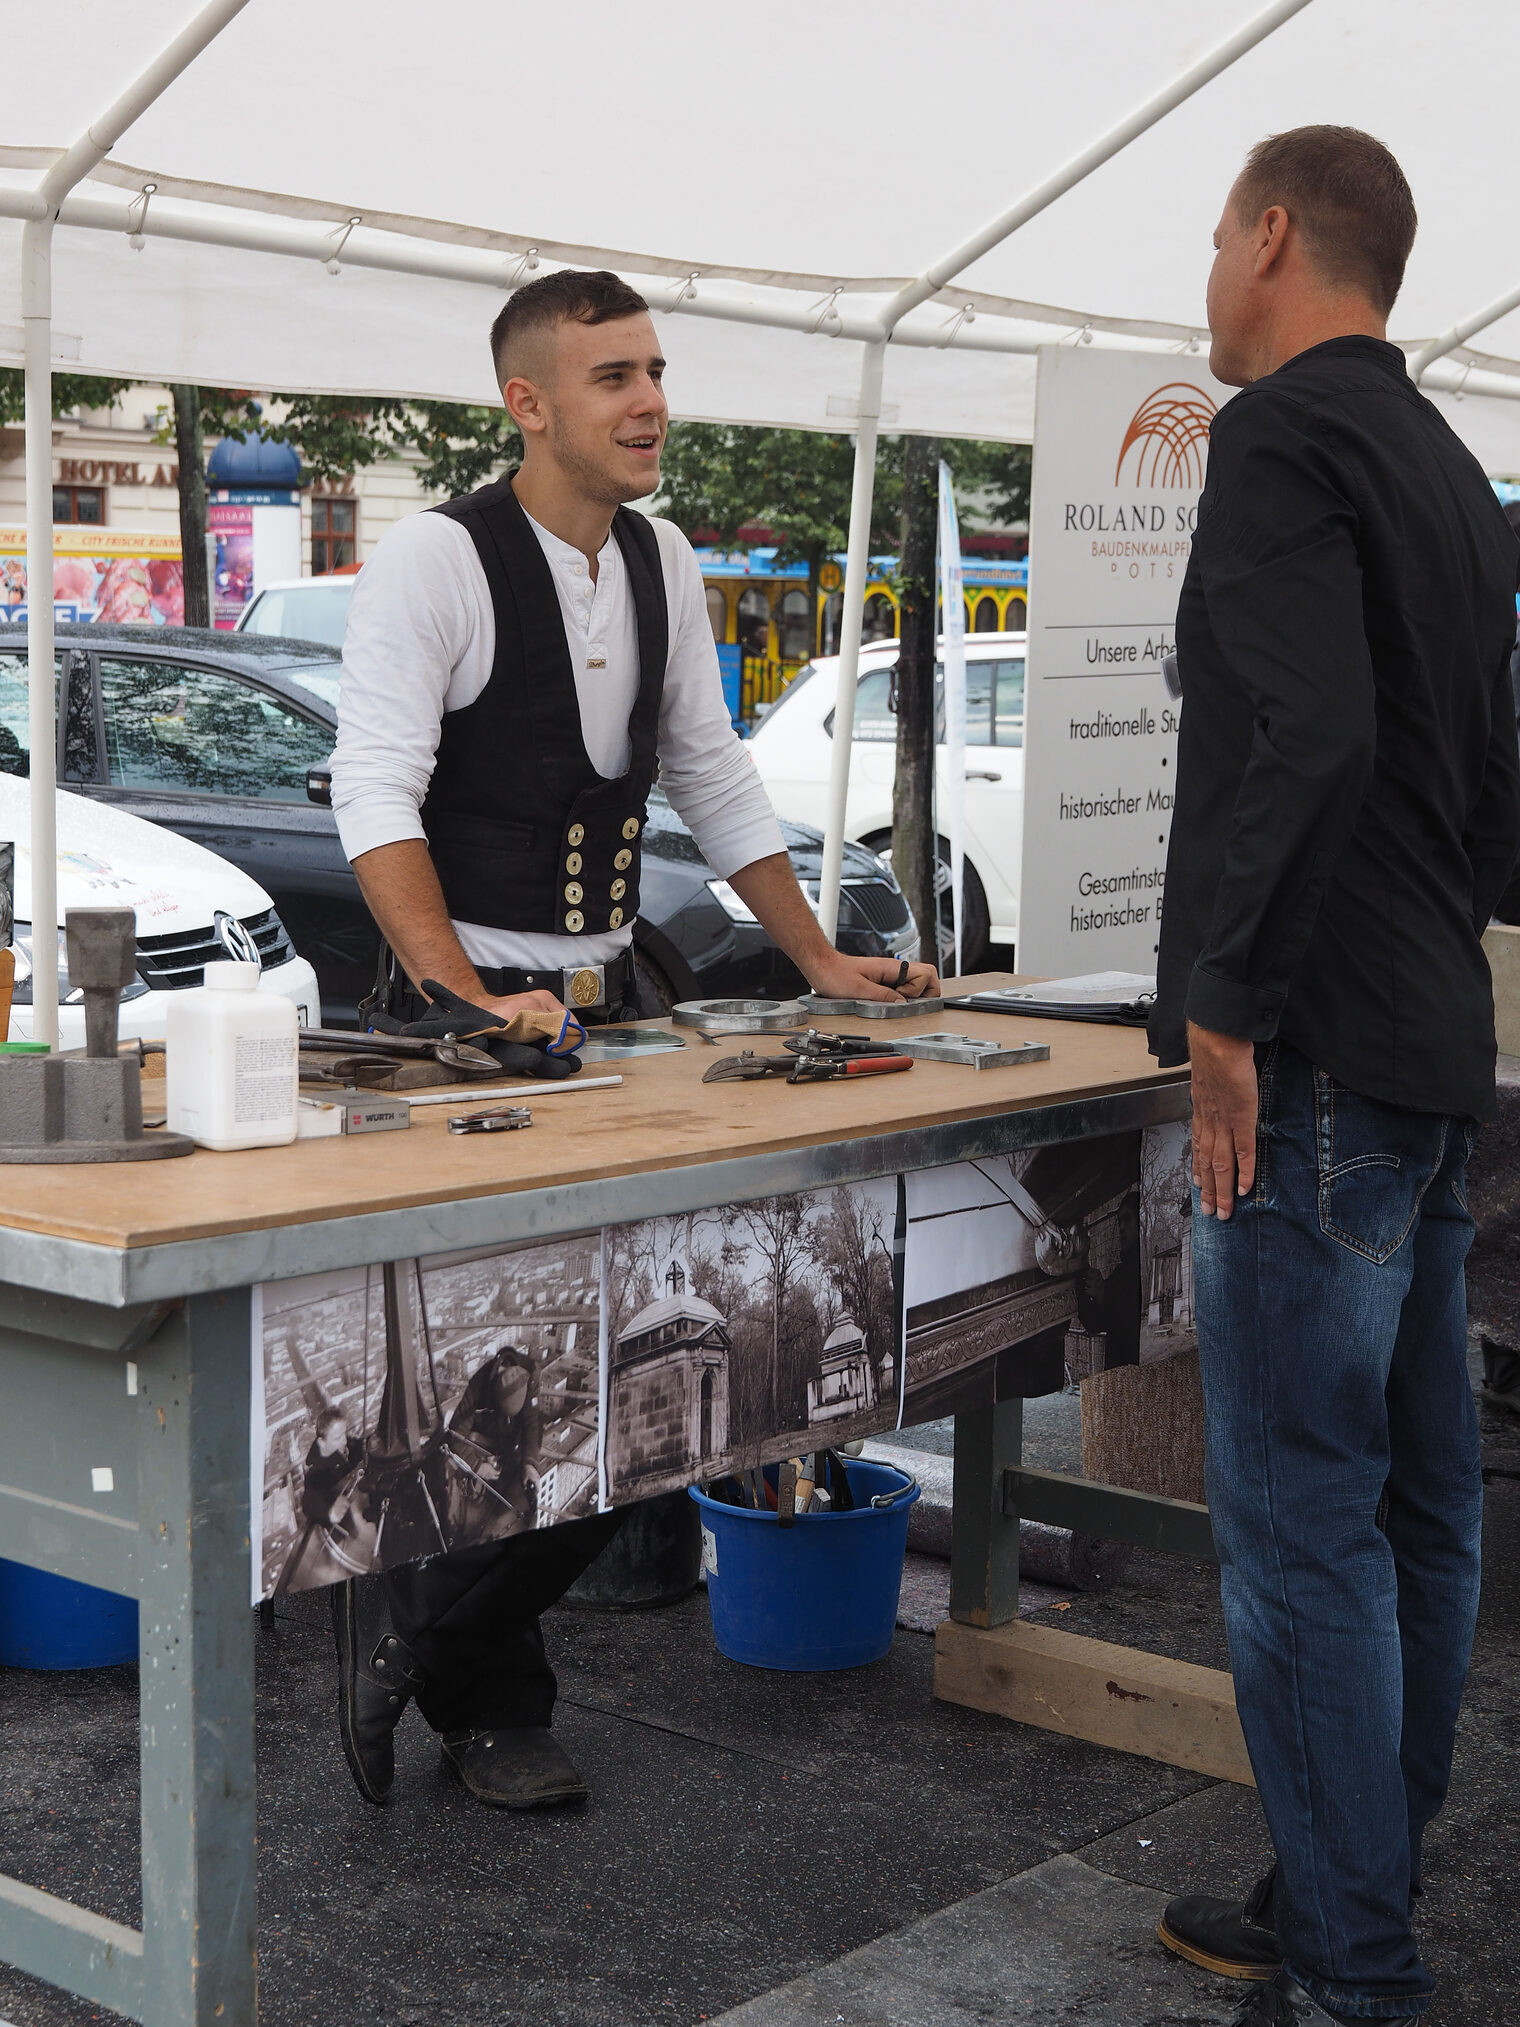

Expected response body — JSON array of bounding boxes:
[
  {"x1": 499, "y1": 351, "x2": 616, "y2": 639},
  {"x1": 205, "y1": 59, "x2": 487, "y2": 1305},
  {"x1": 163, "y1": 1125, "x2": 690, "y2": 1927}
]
[{"x1": 0, "y1": 1378, "x2": 1513, "y2": 2027}]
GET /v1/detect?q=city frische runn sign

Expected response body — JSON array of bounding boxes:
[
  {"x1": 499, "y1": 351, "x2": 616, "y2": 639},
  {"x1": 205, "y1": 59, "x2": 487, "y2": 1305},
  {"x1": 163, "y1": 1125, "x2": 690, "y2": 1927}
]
[{"x1": 1018, "y1": 347, "x2": 1229, "y2": 977}]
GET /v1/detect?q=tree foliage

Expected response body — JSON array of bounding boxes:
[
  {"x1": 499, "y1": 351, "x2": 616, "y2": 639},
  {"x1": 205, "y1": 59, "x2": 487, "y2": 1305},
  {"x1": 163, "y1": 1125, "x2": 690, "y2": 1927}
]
[{"x1": 0, "y1": 372, "x2": 136, "y2": 425}]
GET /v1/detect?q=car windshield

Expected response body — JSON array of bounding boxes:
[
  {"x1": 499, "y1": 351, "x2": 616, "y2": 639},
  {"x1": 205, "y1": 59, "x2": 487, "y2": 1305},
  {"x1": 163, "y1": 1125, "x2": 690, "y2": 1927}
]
[{"x1": 241, "y1": 583, "x2": 353, "y2": 648}]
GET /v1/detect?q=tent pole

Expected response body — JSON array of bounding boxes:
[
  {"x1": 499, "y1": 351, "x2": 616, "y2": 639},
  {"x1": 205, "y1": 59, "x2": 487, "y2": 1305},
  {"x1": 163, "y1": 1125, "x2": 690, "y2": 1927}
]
[
  {"x1": 19, "y1": 0, "x2": 251, "y2": 1051},
  {"x1": 816, "y1": 341, "x2": 885, "y2": 944},
  {"x1": 1409, "y1": 284, "x2": 1520, "y2": 381},
  {"x1": 21, "y1": 219, "x2": 57, "y2": 1048},
  {"x1": 873, "y1": 0, "x2": 1315, "y2": 335}
]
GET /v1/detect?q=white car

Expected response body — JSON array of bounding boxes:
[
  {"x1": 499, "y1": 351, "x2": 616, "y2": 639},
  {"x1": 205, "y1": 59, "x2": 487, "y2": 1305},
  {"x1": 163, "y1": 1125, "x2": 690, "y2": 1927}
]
[
  {"x1": 2, "y1": 776, "x2": 319, "y2": 1048},
  {"x1": 746, "y1": 632, "x2": 1026, "y2": 968},
  {"x1": 237, "y1": 574, "x2": 356, "y2": 648}
]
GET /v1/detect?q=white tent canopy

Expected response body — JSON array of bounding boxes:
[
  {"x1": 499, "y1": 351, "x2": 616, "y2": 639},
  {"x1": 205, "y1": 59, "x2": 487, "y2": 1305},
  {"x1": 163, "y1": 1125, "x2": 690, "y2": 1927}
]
[{"x1": 6, "y1": 0, "x2": 1520, "y2": 1038}]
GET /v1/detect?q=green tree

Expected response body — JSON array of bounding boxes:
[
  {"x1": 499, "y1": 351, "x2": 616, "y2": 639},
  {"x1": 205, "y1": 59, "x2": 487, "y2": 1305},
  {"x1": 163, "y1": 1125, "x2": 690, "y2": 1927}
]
[
  {"x1": 657, "y1": 425, "x2": 905, "y2": 643},
  {"x1": 0, "y1": 372, "x2": 136, "y2": 426}
]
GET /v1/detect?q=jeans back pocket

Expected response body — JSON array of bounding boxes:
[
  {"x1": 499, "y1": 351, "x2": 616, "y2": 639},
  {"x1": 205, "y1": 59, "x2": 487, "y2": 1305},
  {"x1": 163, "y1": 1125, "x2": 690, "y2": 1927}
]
[{"x1": 1314, "y1": 1071, "x2": 1449, "y2": 1265}]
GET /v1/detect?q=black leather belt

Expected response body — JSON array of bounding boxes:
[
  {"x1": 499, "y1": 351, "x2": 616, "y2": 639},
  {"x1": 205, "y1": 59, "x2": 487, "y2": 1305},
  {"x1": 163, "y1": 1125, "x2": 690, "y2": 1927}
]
[{"x1": 472, "y1": 950, "x2": 639, "y2": 1024}]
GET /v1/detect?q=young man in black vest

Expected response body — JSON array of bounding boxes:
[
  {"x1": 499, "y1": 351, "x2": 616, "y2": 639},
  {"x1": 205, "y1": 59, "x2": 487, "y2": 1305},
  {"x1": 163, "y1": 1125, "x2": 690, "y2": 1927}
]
[{"x1": 327, "y1": 269, "x2": 938, "y2": 1810}]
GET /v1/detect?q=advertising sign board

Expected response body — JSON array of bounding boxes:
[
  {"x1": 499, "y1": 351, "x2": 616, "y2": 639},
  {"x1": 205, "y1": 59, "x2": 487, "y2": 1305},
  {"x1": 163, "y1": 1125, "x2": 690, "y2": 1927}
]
[
  {"x1": 1017, "y1": 347, "x2": 1229, "y2": 974},
  {"x1": 0, "y1": 526, "x2": 184, "y2": 625}
]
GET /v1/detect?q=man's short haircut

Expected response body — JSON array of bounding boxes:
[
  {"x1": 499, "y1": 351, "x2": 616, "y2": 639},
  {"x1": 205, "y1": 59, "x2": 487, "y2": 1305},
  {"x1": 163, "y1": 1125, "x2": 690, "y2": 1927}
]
[
  {"x1": 490, "y1": 269, "x2": 651, "y2": 385},
  {"x1": 1234, "y1": 126, "x2": 1417, "y2": 317}
]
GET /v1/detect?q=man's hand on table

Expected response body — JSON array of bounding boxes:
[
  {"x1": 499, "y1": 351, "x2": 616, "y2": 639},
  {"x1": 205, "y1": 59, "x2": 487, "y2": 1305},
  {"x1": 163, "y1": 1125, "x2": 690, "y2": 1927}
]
[
  {"x1": 805, "y1": 952, "x2": 941, "y2": 1004},
  {"x1": 476, "y1": 988, "x2": 565, "y2": 1022},
  {"x1": 1187, "y1": 1019, "x2": 1258, "y2": 1221}
]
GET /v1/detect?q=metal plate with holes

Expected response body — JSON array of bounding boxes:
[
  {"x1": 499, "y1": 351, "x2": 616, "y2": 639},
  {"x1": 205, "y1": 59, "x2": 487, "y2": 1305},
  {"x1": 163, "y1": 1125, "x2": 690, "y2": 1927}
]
[
  {"x1": 672, "y1": 998, "x2": 808, "y2": 1034},
  {"x1": 892, "y1": 1032, "x2": 1050, "y2": 1070},
  {"x1": 800, "y1": 994, "x2": 948, "y2": 1020}
]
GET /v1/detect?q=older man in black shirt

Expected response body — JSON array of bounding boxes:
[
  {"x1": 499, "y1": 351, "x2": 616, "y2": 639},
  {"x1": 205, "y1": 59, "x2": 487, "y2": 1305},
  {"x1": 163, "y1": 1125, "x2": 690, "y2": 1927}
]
[{"x1": 1149, "y1": 129, "x2": 1520, "y2": 2026}]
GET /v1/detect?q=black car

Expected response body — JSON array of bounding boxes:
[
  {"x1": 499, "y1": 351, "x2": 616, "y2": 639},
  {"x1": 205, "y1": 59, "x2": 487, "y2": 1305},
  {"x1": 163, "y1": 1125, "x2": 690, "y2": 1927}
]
[{"x1": 0, "y1": 624, "x2": 918, "y2": 1023}]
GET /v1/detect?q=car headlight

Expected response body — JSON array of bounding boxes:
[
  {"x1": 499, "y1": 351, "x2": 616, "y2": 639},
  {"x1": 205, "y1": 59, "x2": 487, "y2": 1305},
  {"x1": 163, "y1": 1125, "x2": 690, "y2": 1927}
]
[
  {"x1": 705, "y1": 880, "x2": 760, "y2": 924},
  {"x1": 9, "y1": 923, "x2": 148, "y2": 1007}
]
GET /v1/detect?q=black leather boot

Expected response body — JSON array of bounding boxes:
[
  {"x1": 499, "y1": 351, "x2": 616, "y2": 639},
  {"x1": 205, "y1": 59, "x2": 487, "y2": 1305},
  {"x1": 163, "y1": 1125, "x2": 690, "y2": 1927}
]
[
  {"x1": 1225, "y1": 1971, "x2": 1416, "y2": 2026},
  {"x1": 331, "y1": 1576, "x2": 424, "y2": 1806},
  {"x1": 440, "y1": 1727, "x2": 589, "y2": 1809},
  {"x1": 1160, "y1": 1866, "x2": 1282, "y2": 1979}
]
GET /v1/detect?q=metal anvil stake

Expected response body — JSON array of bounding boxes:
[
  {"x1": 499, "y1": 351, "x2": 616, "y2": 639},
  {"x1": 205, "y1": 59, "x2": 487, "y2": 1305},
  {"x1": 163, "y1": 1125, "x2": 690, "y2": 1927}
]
[{"x1": 0, "y1": 908, "x2": 193, "y2": 1163}]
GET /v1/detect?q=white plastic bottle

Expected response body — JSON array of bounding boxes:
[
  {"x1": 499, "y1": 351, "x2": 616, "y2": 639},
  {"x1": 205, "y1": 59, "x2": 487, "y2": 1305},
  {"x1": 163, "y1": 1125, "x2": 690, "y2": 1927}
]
[{"x1": 165, "y1": 961, "x2": 299, "y2": 1151}]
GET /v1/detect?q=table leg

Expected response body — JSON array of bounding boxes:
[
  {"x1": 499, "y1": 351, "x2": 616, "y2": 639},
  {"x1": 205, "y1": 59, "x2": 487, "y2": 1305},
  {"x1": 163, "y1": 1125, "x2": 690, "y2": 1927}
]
[
  {"x1": 135, "y1": 1289, "x2": 258, "y2": 2027},
  {"x1": 948, "y1": 1397, "x2": 1023, "y2": 1628}
]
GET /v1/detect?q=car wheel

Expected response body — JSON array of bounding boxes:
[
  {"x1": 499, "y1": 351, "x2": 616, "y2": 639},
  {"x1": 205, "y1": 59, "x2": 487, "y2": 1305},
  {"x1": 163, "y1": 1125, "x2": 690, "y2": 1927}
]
[
  {"x1": 864, "y1": 832, "x2": 990, "y2": 974},
  {"x1": 630, "y1": 947, "x2": 676, "y2": 1019}
]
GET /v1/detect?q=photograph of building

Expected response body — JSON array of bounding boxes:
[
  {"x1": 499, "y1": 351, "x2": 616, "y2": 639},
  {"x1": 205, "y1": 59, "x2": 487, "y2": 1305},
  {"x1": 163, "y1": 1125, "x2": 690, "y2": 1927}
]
[{"x1": 603, "y1": 1181, "x2": 902, "y2": 1501}]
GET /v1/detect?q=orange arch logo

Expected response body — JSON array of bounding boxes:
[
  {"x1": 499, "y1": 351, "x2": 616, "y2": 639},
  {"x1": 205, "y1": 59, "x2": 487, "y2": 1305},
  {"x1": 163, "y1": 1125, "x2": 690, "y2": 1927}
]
[{"x1": 1115, "y1": 382, "x2": 1217, "y2": 488}]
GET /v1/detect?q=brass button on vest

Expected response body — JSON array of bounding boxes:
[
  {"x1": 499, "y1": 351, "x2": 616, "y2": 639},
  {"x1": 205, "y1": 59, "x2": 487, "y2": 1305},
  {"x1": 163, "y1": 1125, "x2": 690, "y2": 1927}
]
[
  {"x1": 568, "y1": 823, "x2": 586, "y2": 848},
  {"x1": 609, "y1": 906, "x2": 624, "y2": 929},
  {"x1": 564, "y1": 881, "x2": 584, "y2": 905},
  {"x1": 614, "y1": 848, "x2": 633, "y2": 871},
  {"x1": 610, "y1": 878, "x2": 626, "y2": 901},
  {"x1": 622, "y1": 817, "x2": 640, "y2": 840},
  {"x1": 565, "y1": 851, "x2": 582, "y2": 875},
  {"x1": 565, "y1": 908, "x2": 585, "y2": 933}
]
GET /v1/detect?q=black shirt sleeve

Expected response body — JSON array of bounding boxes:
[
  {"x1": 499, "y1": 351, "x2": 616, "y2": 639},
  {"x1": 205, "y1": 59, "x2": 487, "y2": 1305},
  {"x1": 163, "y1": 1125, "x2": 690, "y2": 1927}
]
[
  {"x1": 1467, "y1": 652, "x2": 1520, "y2": 931},
  {"x1": 1183, "y1": 392, "x2": 1378, "y2": 1041}
]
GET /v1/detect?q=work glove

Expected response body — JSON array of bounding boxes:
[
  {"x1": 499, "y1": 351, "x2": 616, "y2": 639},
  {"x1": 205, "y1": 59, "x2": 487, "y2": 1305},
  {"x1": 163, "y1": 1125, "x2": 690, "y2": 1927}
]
[{"x1": 369, "y1": 979, "x2": 584, "y2": 1079}]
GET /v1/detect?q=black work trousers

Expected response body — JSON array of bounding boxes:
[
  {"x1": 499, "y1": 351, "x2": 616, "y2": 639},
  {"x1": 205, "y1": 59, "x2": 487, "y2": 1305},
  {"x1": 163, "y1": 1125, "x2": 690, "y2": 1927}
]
[{"x1": 382, "y1": 1511, "x2": 623, "y2": 1735}]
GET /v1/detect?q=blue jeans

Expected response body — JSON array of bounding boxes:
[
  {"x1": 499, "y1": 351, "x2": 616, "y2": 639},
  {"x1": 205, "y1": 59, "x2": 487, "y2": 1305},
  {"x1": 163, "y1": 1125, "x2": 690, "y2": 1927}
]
[{"x1": 1191, "y1": 1041, "x2": 1483, "y2": 2019}]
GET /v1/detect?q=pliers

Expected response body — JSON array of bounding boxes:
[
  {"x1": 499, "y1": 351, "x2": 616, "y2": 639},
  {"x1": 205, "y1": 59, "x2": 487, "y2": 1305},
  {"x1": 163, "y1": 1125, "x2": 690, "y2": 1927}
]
[{"x1": 702, "y1": 1049, "x2": 914, "y2": 1085}]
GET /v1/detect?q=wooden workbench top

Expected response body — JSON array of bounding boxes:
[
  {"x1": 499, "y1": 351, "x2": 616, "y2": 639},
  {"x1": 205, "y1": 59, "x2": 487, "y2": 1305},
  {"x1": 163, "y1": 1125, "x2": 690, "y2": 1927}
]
[{"x1": 0, "y1": 976, "x2": 1186, "y2": 1252}]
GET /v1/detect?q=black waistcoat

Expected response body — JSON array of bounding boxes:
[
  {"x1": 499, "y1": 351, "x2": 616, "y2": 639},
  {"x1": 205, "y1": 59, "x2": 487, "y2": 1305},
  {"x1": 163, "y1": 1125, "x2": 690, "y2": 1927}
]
[{"x1": 419, "y1": 475, "x2": 669, "y2": 937}]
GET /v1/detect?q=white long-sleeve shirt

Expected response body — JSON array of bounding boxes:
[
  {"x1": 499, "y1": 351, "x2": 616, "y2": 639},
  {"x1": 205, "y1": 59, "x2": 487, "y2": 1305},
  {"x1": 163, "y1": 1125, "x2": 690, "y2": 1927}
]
[{"x1": 331, "y1": 501, "x2": 785, "y2": 972}]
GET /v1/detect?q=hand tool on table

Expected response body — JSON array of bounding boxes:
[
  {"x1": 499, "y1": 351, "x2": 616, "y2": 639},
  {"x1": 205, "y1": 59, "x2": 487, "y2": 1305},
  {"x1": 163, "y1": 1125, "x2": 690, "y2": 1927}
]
[
  {"x1": 702, "y1": 1048, "x2": 914, "y2": 1085},
  {"x1": 447, "y1": 1105, "x2": 534, "y2": 1134},
  {"x1": 781, "y1": 1029, "x2": 900, "y2": 1059}
]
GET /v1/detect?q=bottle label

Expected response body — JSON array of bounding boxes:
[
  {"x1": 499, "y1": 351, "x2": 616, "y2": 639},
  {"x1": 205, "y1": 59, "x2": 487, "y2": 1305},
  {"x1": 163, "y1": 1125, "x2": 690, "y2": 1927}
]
[{"x1": 234, "y1": 1033, "x2": 296, "y2": 1125}]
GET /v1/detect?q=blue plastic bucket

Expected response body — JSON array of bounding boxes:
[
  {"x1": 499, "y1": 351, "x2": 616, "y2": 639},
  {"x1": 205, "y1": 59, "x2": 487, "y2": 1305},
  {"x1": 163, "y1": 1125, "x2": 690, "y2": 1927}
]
[
  {"x1": 690, "y1": 1458, "x2": 921, "y2": 1671},
  {"x1": 0, "y1": 1559, "x2": 138, "y2": 1669}
]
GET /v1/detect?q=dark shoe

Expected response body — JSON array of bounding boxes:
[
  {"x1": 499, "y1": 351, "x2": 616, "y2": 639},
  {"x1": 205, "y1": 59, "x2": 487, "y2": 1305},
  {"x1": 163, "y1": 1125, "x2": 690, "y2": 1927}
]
[
  {"x1": 1160, "y1": 1866, "x2": 1281, "y2": 1980},
  {"x1": 440, "y1": 1726, "x2": 589, "y2": 1809},
  {"x1": 331, "y1": 1576, "x2": 425, "y2": 1806},
  {"x1": 1225, "y1": 1971, "x2": 1416, "y2": 2025}
]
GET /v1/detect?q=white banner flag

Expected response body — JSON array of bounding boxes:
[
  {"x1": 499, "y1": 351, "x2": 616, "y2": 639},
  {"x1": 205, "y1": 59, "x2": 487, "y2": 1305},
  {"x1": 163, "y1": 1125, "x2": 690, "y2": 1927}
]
[{"x1": 937, "y1": 461, "x2": 967, "y2": 977}]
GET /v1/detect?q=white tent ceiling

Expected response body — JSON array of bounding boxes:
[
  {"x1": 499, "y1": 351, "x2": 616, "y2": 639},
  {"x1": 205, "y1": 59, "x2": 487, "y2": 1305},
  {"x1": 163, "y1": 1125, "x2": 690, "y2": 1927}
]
[{"x1": 3, "y1": 0, "x2": 1520, "y2": 459}]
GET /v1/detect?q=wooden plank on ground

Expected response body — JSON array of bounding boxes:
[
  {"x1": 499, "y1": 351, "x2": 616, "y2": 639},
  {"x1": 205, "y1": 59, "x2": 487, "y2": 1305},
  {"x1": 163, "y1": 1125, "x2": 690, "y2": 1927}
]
[{"x1": 934, "y1": 1615, "x2": 1254, "y2": 1787}]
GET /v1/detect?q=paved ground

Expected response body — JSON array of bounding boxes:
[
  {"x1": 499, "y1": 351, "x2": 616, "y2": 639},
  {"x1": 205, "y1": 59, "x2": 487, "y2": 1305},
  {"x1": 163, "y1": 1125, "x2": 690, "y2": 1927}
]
[{"x1": 0, "y1": 1379, "x2": 1514, "y2": 2027}]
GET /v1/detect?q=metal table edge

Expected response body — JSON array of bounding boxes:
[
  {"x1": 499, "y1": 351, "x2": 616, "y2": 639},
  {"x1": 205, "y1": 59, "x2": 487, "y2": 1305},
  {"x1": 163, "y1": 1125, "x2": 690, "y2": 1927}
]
[{"x1": 0, "y1": 1078, "x2": 1190, "y2": 1307}]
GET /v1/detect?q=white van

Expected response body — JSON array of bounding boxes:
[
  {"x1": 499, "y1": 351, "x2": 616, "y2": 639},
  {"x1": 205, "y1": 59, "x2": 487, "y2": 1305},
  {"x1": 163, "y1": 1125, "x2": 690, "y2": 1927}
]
[
  {"x1": 746, "y1": 633, "x2": 1026, "y2": 967},
  {"x1": 2, "y1": 775, "x2": 319, "y2": 1046}
]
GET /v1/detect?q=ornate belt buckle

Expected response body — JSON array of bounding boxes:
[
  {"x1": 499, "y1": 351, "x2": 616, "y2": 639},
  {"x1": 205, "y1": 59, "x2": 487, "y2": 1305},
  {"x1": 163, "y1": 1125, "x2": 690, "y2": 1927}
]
[{"x1": 562, "y1": 963, "x2": 605, "y2": 1012}]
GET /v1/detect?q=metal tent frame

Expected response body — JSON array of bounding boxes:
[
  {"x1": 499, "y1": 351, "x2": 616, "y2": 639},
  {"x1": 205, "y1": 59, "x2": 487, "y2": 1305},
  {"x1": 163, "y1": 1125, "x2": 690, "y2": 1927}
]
[{"x1": 11, "y1": 0, "x2": 1520, "y2": 1030}]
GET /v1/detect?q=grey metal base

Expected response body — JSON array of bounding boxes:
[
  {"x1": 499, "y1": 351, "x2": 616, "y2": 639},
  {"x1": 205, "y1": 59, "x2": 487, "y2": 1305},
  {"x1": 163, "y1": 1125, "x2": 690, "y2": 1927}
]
[{"x1": 0, "y1": 1130, "x2": 195, "y2": 1162}]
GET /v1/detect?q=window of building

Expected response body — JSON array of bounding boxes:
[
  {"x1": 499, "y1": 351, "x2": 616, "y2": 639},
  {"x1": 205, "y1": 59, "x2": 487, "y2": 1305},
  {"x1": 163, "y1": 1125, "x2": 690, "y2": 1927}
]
[
  {"x1": 737, "y1": 587, "x2": 771, "y2": 657},
  {"x1": 778, "y1": 587, "x2": 812, "y2": 661},
  {"x1": 820, "y1": 592, "x2": 843, "y2": 656},
  {"x1": 53, "y1": 486, "x2": 105, "y2": 526},
  {"x1": 312, "y1": 496, "x2": 357, "y2": 574},
  {"x1": 1004, "y1": 594, "x2": 1027, "y2": 632},
  {"x1": 99, "y1": 660, "x2": 334, "y2": 800},
  {"x1": 973, "y1": 594, "x2": 1001, "y2": 632},
  {"x1": 862, "y1": 592, "x2": 897, "y2": 641},
  {"x1": 704, "y1": 584, "x2": 728, "y2": 643}
]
